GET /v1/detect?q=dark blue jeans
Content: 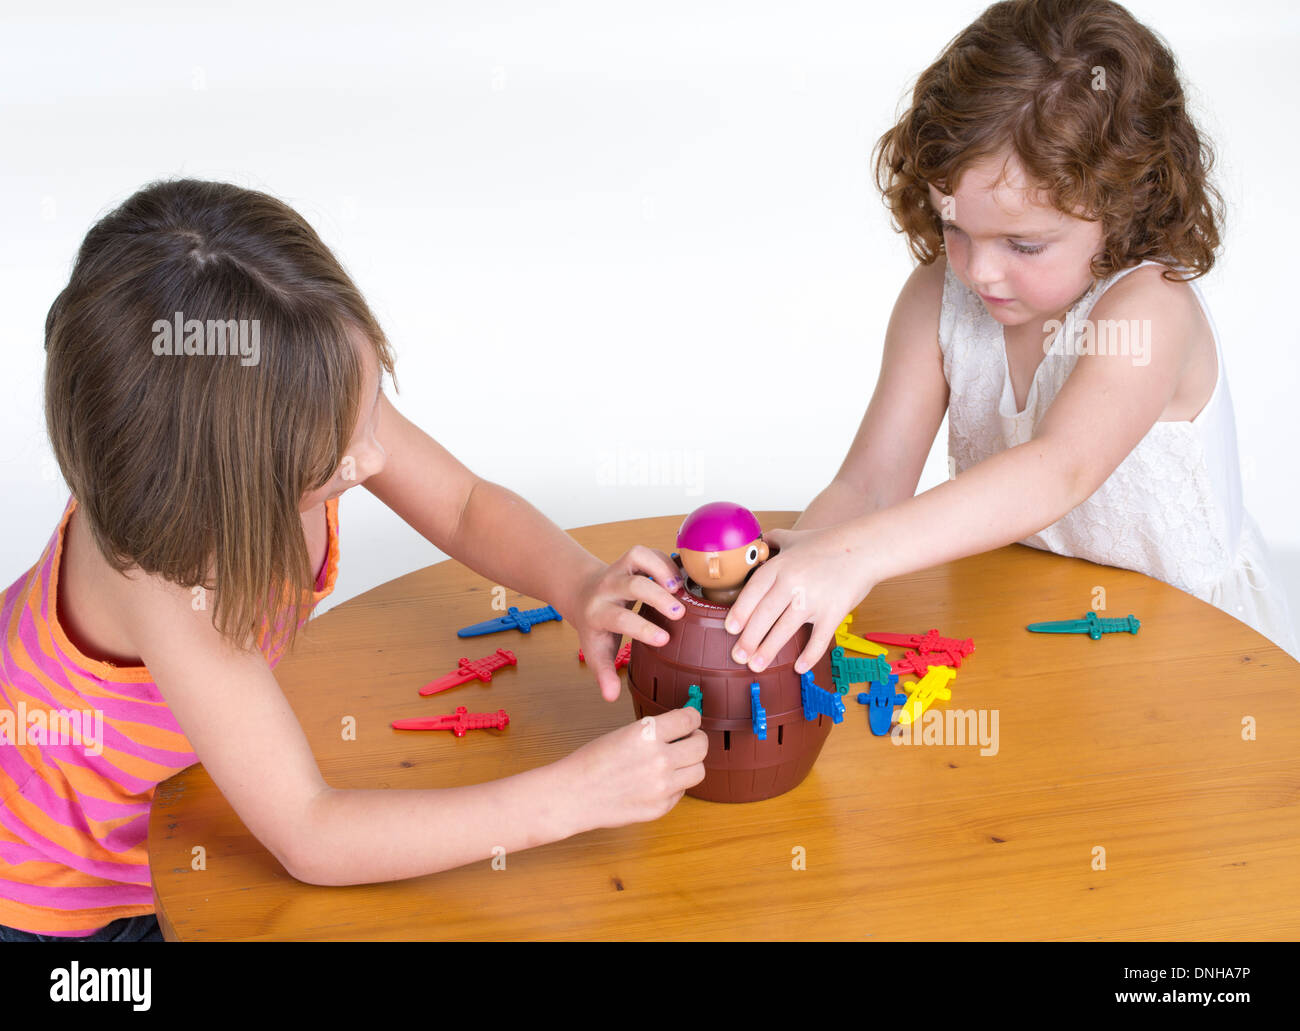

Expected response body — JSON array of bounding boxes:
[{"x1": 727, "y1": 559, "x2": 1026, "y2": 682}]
[{"x1": 0, "y1": 914, "x2": 163, "y2": 942}]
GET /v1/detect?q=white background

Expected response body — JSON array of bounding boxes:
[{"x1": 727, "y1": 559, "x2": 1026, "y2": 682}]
[{"x1": 2, "y1": 1, "x2": 1297, "y2": 643}]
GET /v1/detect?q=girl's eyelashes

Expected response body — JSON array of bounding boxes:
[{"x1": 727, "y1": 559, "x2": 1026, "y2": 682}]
[{"x1": 940, "y1": 222, "x2": 1045, "y2": 256}]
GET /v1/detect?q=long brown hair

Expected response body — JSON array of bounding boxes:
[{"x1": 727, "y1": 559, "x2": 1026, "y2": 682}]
[
  {"x1": 44, "y1": 179, "x2": 398, "y2": 655},
  {"x1": 873, "y1": 0, "x2": 1225, "y2": 282}
]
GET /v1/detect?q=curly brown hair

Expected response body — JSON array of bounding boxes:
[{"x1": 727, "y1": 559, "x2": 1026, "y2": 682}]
[{"x1": 872, "y1": 0, "x2": 1224, "y2": 283}]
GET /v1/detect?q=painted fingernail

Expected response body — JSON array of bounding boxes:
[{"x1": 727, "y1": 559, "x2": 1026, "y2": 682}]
[
  {"x1": 672, "y1": 603, "x2": 682, "y2": 612},
  {"x1": 733, "y1": 648, "x2": 747, "y2": 663},
  {"x1": 666, "y1": 578, "x2": 680, "y2": 590}
]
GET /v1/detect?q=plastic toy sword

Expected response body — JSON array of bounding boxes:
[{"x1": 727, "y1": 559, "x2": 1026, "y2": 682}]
[
  {"x1": 457, "y1": 605, "x2": 563, "y2": 638},
  {"x1": 892, "y1": 648, "x2": 969, "y2": 677},
  {"x1": 898, "y1": 666, "x2": 956, "y2": 726},
  {"x1": 750, "y1": 682, "x2": 767, "y2": 740},
  {"x1": 856, "y1": 677, "x2": 909, "y2": 736},
  {"x1": 577, "y1": 641, "x2": 632, "y2": 670},
  {"x1": 1026, "y1": 612, "x2": 1140, "y2": 639},
  {"x1": 800, "y1": 671, "x2": 846, "y2": 724},
  {"x1": 830, "y1": 646, "x2": 894, "y2": 694},
  {"x1": 392, "y1": 707, "x2": 510, "y2": 736},
  {"x1": 834, "y1": 614, "x2": 888, "y2": 656},
  {"x1": 863, "y1": 628, "x2": 974, "y2": 658},
  {"x1": 419, "y1": 648, "x2": 517, "y2": 696}
]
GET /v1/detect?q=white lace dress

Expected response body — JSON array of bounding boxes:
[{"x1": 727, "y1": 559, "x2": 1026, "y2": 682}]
[{"x1": 939, "y1": 257, "x2": 1299, "y2": 659}]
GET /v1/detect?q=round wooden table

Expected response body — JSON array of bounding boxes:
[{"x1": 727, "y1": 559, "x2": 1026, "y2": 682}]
[{"x1": 149, "y1": 512, "x2": 1300, "y2": 940}]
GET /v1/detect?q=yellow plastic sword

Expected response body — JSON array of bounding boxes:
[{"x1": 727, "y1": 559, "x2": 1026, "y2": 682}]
[
  {"x1": 835, "y1": 614, "x2": 889, "y2": 657},
  {"x1": 899, "y1": 665, "x2": 956, "y2": 726}
]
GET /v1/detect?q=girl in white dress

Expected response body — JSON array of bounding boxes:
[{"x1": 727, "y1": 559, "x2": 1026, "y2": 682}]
[{"x1": 721, "y1": 0, "x2": 1299, "y2": 669}]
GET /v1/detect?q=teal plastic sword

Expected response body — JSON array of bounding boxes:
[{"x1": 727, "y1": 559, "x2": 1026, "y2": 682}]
[{"x1": 1026, "y1": 612, "x2": 1140, "y2": 640}]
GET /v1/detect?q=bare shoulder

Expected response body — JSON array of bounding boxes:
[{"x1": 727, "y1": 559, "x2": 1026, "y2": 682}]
[
  {"x1": 885, "y1": 255, "x2": 948, "y2": 356},
  {"x1": 115, "y1": 563, "x2": 238, "y2": 665},
  {"x1": 1094, "y1": 262, "x2": 1202, "y2": 325},
  {"x1": 60, "y1": 507, "x2": 212, "y2": 669},
  {"x1": 901, "y1": 254, "x2": 948, "y2": 311},
  {"x1": 1087, "y1": 261, "x2": 1201, "y2": 366},
  {"x1": 1085, "y1": 261, "x2": 1217, "y2": 421},
  {"x1": 108, "y1": 505, "x2": 317, "y2": 663}
]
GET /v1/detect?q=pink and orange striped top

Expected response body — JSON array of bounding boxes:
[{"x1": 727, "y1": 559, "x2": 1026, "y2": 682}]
[{"x1": 0, "y1": 494, "x2": 339, "y2": 935}]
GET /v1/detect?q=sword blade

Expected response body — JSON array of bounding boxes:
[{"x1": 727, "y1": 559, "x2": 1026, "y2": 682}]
[
  {"x1": 1026, "y1": 619, "x2": 1090, "y2": 634},
  {"x1": 457, "y1": 617, "x2": 510, "y2": 637}
]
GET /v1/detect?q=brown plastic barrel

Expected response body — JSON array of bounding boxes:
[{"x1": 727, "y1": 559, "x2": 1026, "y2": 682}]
[{"x1": 628, "y1": 581, "x2": 836, "y2": 803}]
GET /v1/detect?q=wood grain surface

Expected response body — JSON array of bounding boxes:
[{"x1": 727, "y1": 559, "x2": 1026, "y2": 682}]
[{"x1": 149, "y1": 512, "x2": 1300, "y2": 941}]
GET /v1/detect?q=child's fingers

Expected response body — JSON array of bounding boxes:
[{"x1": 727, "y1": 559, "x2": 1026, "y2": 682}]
[
  {"x1": 594, "y1": 663, "x2": 621, "y2": 702},
  {"x1": 621, "y1": 610, "x2": 681, "y2": 652},
  {"x1": 668, "y1": 726, "x2": 709, "y2": 769},
  {"x1": 730, "y1": 583, "x2": 786, "y2": 668},
  {"x1": 748, "y1": 603, "x2": 808, "y2": 674},
  {"x1": 595, "y1": 655, "x2": 624, "y2": 702},
  {"x1": 671, "y1": 759, "x2": 706, "y2": 793},
  {"x1": 619, "y1": 545, "x2": 684, "y2": 591},
  {"x1": 603, "y1": 605, "x2": 670, "y2": 648},
  {"x1": 649, "y1": 705, "x2": 701, "y2": 743},
  {"x1": 794, "y1": 618, "x2": 838, "y2": 676},
  {"x1": 723, "y1": 559, "x2": 777, "y2": 636},
  {"x1": 621, "y1": 571, "x2": 685, "y2": 622},
  {"x1": 582, "y1": 638, "x2": 624, "y2": 701},
  {"x1": 665, "y1": 730, "x2": 708, "y2": 794}
]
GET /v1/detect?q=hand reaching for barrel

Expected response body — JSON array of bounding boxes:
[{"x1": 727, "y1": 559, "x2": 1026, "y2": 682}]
[
  {"x1": 724, "y1": 525, "x2": 878, "y2": 676},
  {"x1": 569, "y1": 545, "x2": 686, "y2": 701},
  {"x1": 558, "y1": 707, "x2": 707, "y2": 829}
]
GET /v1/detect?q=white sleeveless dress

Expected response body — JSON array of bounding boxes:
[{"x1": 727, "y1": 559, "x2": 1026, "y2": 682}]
[{"x1": 939, "y1": 257, "x2": 1298, "y2": 658}]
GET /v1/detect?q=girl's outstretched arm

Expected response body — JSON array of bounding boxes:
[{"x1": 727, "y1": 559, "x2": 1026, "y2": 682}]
[
  {"x1": 795, "y1": 258, "x2": 950, "y2": 531},
  {"x1": 727, "y1": 265, "x2": 1199, "y2": 674},
  {"x1": 364, "y1": 394, "x2": 684, "y2": 700}
]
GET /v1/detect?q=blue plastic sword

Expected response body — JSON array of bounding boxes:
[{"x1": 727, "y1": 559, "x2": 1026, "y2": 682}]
[
  {"x1": 750, "y1": 682, "x2": 767, "y2": 740},
  {"x1": 799, "y1": 670, "x2": 845, "y2": 724},
  {"x1": 1025, "y1": 612, "x2": 1140, "y2": 640},
  {"x1": 457, "y1": 605, "x2": 563, "y2": 638}
]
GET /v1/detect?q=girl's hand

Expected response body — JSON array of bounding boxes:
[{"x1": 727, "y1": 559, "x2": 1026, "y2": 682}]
[
  {"x1": 724, "y1": 526, "x2": 877, "y2": 676},
  {"x1": 571, "y1": 546, "x2": 686, "y2": 701},
  {"x1": 558, "y1": 707, "x2": 708, "y2": 829}
]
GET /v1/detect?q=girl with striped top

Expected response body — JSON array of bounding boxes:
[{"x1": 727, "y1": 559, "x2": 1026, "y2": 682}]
[{"x1": 0, "y1": 178, "x2": 706, "y2": 939}]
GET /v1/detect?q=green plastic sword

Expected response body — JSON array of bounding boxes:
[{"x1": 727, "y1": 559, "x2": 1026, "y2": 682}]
[{"x1": 1026, "y1": 612, "x2": 1140, "y2": 640}]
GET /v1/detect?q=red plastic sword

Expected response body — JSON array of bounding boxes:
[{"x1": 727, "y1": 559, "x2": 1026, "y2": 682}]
[
  {"x1": 392, "y1": 706, "x2": 510, "y2": 736},
  {"x1": 891, "y1": 647, "x2": 969, "y2": 677},
  {"x1": 865, "y1": 629, "x2": 975, "y2": 658},
  {"x1": 577, "y1": 641, "x2": 632, "y2": 670},
  {"x1": 418, "y1": 648, "x2": 518, "y2": 697}
]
